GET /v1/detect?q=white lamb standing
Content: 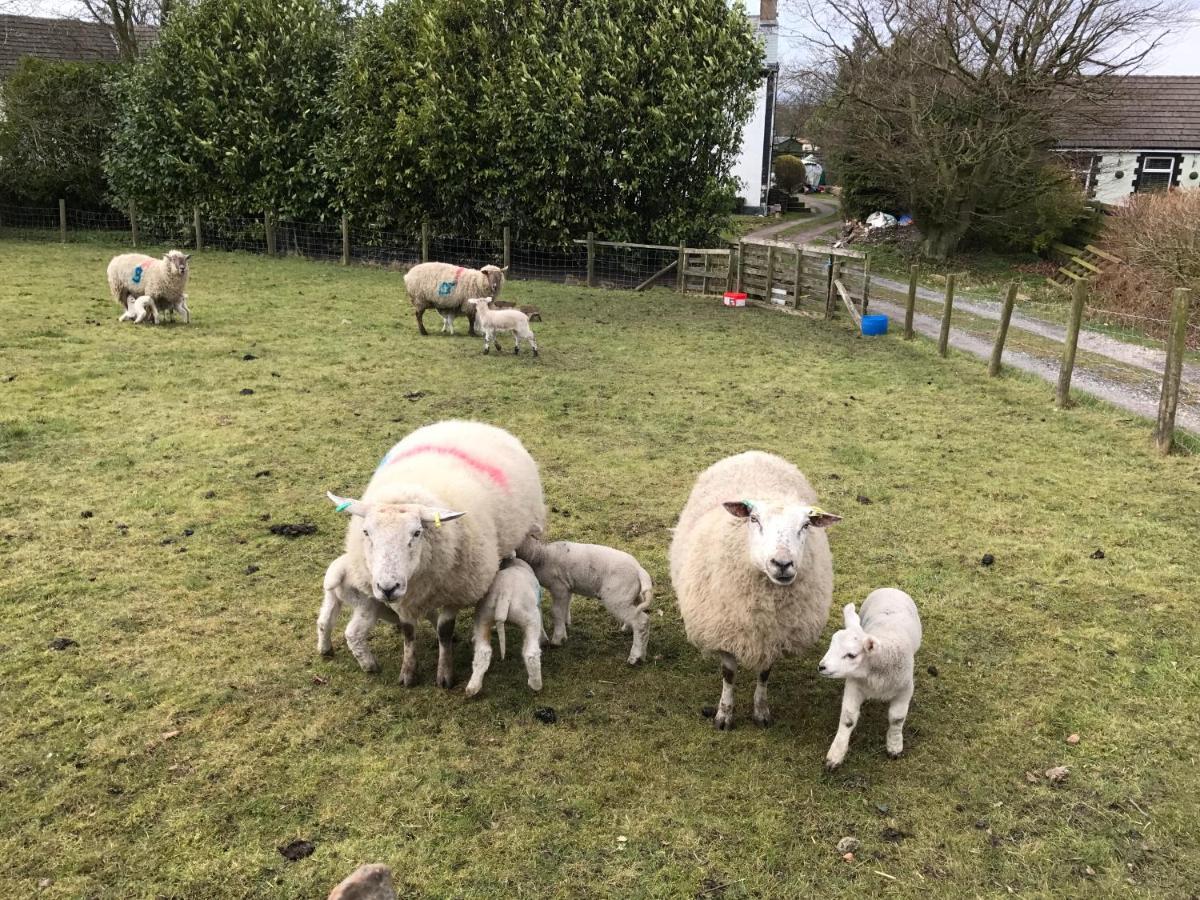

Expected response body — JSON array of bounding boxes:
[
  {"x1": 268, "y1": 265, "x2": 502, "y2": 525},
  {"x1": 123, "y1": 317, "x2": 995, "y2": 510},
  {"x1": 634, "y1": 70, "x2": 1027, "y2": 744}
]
[
  {"x1": 516, "y1": 534, "x2": 652, "y2": 665},
  {"x1": 118, "y1": 294, "x2": 160, "y2": 325},
  {"x1": 670, "y1": 451, "x2": 841, "y2": 730},
  {"x1": 819, "y1": 588, "x2": 922, "y2": 769},
  {"x1": 403, "y1": 262, "x2": 506, "y2": 336},
  {"x1": 318, "y1": 420, "x2": 546, "y2": 688},
  {"x1": 464, "y1": 556, "x2": 547, "y2": 697},
  {"x1": 466, "y1": 297, "x2": 539, "y2": 356},
  {"x1": 107, "y1": 250, "x2": 191, "y2": 323}
]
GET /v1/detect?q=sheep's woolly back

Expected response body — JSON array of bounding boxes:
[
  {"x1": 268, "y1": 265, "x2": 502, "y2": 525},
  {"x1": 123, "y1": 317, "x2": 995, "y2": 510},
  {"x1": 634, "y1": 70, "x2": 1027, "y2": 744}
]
[
  {"x1": 669, "y1": 451, "x2": 833, "y2": 671},
  {"x1": 107, "y1": 251, "x2": 190, "y2": 307},
  {"x1": 859, "y1": 588, "x2": 922, "y2": 687},
  {"x1": 404, "y1": 262, "x2": 501, "y2": 315},
  {"x1": 341, "y1": 420, "x2": 545, "y2": 621}
]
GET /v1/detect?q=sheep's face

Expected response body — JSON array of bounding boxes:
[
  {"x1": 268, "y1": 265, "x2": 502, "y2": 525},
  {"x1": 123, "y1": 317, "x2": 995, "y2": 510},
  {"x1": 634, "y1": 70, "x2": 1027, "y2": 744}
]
[
  {"x1": 480, "y1": 265, "x2": 508, "y2": 296},
  {"x1": 722, "y1": 500, "x2": 841, "y2": 586},
  {"x1": 818, "y1": 604, "x2": 874, "y2": 678},
  {"x1": 165, "y1": 250, "x2": 191, "y2": 278},
  {"x1": 466, "y1": 297, "x2": 491, "y2": 312},
  {"x1": 328, "y1": 492, "x2": 465, "y2": 603}
]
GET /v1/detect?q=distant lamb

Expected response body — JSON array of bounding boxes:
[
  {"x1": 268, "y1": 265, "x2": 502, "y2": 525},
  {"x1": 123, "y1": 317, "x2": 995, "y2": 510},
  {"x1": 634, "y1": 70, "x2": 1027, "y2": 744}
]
[
  {"x1": 464, "y1": 556, "x2": 546, "y2": 697},
  {"x1": 670, "y1": 451, "x2": 841, "y2": 729},
  {"x1": 517, "y1": 534, "x2": 651, "y2": 665},
  {"x1": 319, "y1": 420, "x2": 545, "y2": 688},
  {"x1": 466, "y1": 297, "x2": 539, "y2": 356},
  {"x1": 118, "y1": 295, "x2": 159, "y2": 325},
  {"x1": 819, "y1": 588, "x2": 922, "y2": 769},
  {"x1": 404, "y1": 262, "x2": 507, "y2": 336},
  {"x1": 107, "y1": 250, "x2": 191, "y2": 323}
]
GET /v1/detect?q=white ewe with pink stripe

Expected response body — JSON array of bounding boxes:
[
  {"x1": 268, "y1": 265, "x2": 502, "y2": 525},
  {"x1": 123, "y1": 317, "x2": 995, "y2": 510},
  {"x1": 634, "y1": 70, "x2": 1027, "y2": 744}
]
[{"x1": 318, "y1": 420, "x2": 545, "y2": 689}]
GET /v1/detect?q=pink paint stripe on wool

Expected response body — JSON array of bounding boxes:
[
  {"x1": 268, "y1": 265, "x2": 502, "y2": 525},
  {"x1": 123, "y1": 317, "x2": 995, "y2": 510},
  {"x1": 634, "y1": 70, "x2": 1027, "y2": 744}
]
[{"x1": 385, "y1": 443, "x2": 510, "y2": 491}]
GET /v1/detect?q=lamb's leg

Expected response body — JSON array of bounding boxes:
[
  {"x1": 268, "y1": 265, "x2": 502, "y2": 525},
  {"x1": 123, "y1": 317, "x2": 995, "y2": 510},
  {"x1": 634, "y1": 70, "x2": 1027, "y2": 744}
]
[
  {"x1": 344, "y1": 603, "x2": 381, "y2": 673},
  {"x1": 548, "y1": 585, "x2": 571, "y2": 646},
  {"x1": 415, "y1": 304, "x2": 429, "y2": 336},
  {"x1": 523, "y1": 620, "x2": 543, "y2": 692},
  {"x1": 600, "y1": 589, "x2": 648, "y2": 665},
  {"x1": 179, "y1": 296, "x2": 189, "y2": 324},
  {"x1": 464, "y1": 608, "x2": 493, "y2": 698},
  {"x1": 825, "y1": 681, "x2": 865, "y2": 769},
  {"x1": 524, "y1": 327, "x2": 539, "y2": 357},
  {"x1": 467, "y1": 307, "x2": 477, "y2": 337},
  {"x1": 316, "y1": 574, "x2": 345, "y2": 657},
  {"x1": 482, "y1": 326, "x2": 492, "y2": 355},
  {"x1": 435, "y1": 608, "x2": 456, "y2": 689},
  {"x1": 886, "y1": 685, "x2": 914, "y2": 759},
  {"x1": 714, "y1": 652, "x2": 737, "y2": 731},
  {"x1": 752, "y1": 667, "x2": 772, "y2": 727}
]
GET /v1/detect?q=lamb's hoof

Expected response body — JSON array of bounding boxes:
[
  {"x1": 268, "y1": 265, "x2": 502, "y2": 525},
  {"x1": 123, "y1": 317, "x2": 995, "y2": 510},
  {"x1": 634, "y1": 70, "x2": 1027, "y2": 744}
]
[
  {"x1": 713, "y1": 711, "x2": 733, "y2": 731},
  {"x1": 752, "y1": 711, "x2": 773, "y2": 728},
  {"x1": 360, "y1": 660, "x2": 381, "y2": 674},
  {"x1": 532, "y1": 349, "x2": 539, "y2": 357},
  {"x1": 319, "y1": 646, "x2": 334, "y2": 658},
  {"x1": 400, "y1": 669, "x2": 418, "y2": 687},
  {"x1": 549, "y1": 636, "x2": 566, "y2": 648},
  {"x1": 513, "y1": 347, "x2": 519, "y2": 355},
  {"x1": 626, "y1": 655, "x2": 644, "y2": 667},
  {"x1": 824, "y1": 757, "x2": 843, "y2": 771},
  {"x1": 464, "y1": 683, "x2": 482, "y2": 699},
  {"x1": 482, "y1": 347, "x2": 490, "y2": 355},
  {"x1": 527, "y1": 679, "x2": 543, "y2": 692},
  {"x1": 887, "y1": 750, "x2": 904, "y2": 760},
  {"x1": 436, "y1": 674, "x2": 454, "y2": 689}
]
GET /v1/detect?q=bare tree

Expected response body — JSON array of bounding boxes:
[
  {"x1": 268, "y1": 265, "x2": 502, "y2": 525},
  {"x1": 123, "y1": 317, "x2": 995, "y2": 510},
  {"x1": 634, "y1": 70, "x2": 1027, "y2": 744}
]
[
  {"x1": 73, "y1": 0, "x2": 169, "y2": 58},
  {"x1": 792, "y1": 0, "x2": 1176, "y2": 258}
]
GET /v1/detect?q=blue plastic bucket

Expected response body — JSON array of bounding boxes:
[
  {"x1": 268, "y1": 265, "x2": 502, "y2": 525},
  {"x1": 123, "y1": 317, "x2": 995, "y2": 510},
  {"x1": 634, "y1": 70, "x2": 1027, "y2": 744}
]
[{"x1": 861, "y1": 314, "x2": 888, "y2": 336}]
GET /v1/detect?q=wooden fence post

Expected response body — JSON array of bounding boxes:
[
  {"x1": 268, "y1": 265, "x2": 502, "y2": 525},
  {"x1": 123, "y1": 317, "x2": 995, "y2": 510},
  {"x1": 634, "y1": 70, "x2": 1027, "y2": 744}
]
[
  {"x1": 59, "y1": 199, "x2": 66, "y2": 243},
  {"x1": 1153, "y1": 287, "x2": 1190, "y2": 453},
  {"x1": 937, "y1": 273, "x2": 956, "y2": 357},
  {"x1": 193, "y1": 207, "x2": 203, "y2": 251},
  {"x1": 341, "y1": 213, "x2": 350, "y2": 266},
  {"x1": 904, "y1": 264, "x2": 918, "y2": 340},
  {"x1": 861, "y1": 254, "x2": 871, "y2": 316},
  {"x1": 726, "y1": 246, "x2": 736, "y2": 294},
  {"x1": 988, "y1": 282, "x2": 1019, "y2": 377},
  {"x1": 736, "y1": 241, "x2": 746, "y2": 293},
  {"x1": 265, "y1": 212, "x2": 276, "y2": 256},
  {"x1": 1056, "y1": 278, "x2": 1087, "y2": 408},
  {"x1": 703, "y1": 252, "x2": 712, "y2": 294},
  {"x1": 420, "y1": 222, "x2": 430, "y2": 263},
  {"x1": 825, "y1": 256, "x2": 840, "y2": 320},
  {"x1": 503, "y1": 225, "x2": 511, "y2": 270},
  {"x1": 586, "y1": 232, "x2": 596, "y2": 288},
  {"x1": 677, "y1": 242, "x2": 686, "y2": 292},
  {"x1": 764, "y1": 244, "x2": 776, "y2": 302},
  {"x1": 792, "y1": 248, "x2": 803, "y2": 307},
  {"x1": 129, "y1": 202, "x2": 138, "y2": 248}
]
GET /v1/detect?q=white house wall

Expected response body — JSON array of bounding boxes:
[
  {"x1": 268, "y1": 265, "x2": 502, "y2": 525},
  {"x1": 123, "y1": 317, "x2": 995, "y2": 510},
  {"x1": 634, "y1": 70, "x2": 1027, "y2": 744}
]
[
  {"x1": 1093, "y1": 152, "x2": 1200, "y2": 203},
  {"x1": 734, "y1": 80, "x2": 769, "y2": 208}
]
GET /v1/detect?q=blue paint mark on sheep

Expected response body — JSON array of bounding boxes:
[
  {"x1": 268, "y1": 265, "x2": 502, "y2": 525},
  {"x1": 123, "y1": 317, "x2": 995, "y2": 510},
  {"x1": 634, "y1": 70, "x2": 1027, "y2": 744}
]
[
  {"x1": 132, "y1": 266, "x2": 143, "y2": 285},
  {"x1": 438, "y1": 281, "x2": 455, "y2": 296}
]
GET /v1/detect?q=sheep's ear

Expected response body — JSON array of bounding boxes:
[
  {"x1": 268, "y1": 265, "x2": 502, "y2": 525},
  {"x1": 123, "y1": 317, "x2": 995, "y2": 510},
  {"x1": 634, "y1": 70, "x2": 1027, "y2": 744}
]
[
  {"x1": 184, "y1": 253, "x2": 192, "y2": 261},
  {"x1": 327, "y1": 491, "x2": 369, "y2": 517},
  {"x1": 722, "y1": 500, "x2": 753, "y2": 519},
  {"x1": 499, "y1": 265, "x2": 509, "y2": 274},
  {"x1": 863, "y1": 636, "x2": 877, "y2": 653},
  {"x1": 808, "y1": 508, "x2": 842, "y2": 528},
  {"x1": 842, "y1": 603, "x2": 860, "y2": 629},
  {"x1": 421, "y1": 508, "x2": 466, "y2": 527}
]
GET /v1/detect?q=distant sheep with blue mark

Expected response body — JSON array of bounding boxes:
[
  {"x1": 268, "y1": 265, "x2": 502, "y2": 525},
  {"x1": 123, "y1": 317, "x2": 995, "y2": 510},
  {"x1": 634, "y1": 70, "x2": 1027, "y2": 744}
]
[{"x1": 403, "y1": 261, "x2": 507, "y2": 337}]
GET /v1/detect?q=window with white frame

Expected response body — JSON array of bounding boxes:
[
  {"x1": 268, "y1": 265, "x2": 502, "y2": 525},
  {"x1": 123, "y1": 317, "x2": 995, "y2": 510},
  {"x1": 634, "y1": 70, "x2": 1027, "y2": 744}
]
[{"x1": 1137, "y1": 156, "x2": 1176, "y2": 192}]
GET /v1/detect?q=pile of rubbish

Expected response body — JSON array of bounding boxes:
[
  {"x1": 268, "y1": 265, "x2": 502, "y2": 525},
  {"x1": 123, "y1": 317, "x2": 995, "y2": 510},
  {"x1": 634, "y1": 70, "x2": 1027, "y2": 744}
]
[{"x1": 834, "y1": 211, "x2": 914, "y2": 248}]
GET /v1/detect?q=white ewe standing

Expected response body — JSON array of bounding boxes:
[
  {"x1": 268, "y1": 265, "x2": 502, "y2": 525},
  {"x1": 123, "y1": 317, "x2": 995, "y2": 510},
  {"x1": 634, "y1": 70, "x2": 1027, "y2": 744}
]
[
  {"x1": 107, "y1": 250, "x2": 191, "y2": 322},
  {"x1": 516, "y1": 534, "x2": 651, "y2": 664},
  {"x1": 404, "y1": 262, "x2": 506, "y2": 336},
  {"x1": 318, "y1": 420, "x2": 545, "y2": 688},
  {"x1": 466, "y1": 297, "x2": 539, "y2": 356},
  {"x1": 819, "y1": 589, "x2": 922, "y2": 769},
  {"x1": 670, "y1": 451, "x2": 841, "y2": 729},
  {"x1": 464, "y1": 556, "x2": 546, "y2": 698}
]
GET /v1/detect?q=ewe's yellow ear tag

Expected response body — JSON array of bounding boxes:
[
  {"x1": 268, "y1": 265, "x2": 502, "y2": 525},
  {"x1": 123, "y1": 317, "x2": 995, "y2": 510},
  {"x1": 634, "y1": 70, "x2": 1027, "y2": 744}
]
[{"x1": 434, "y1": 513, "x2": 442, "y2": 529}]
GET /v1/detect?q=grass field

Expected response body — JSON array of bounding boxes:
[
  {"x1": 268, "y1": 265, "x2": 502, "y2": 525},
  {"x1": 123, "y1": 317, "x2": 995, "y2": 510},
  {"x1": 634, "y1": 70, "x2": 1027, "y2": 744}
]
[{"x1": 2, "y1": 240, "x2": 1198, "y2": 898}]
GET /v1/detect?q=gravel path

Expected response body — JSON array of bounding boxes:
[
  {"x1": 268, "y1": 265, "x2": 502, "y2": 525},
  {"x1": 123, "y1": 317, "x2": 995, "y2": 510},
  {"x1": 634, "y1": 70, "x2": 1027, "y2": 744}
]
[{"x1": 743, "y1": 196, "x2": 841, "y2": 244}]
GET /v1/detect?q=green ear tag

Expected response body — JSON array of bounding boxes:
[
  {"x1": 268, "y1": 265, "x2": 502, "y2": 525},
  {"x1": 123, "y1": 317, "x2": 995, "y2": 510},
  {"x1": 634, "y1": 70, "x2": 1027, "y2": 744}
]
[{"x1": 335, "y1": 501, "x2": 351, "y2": 512}]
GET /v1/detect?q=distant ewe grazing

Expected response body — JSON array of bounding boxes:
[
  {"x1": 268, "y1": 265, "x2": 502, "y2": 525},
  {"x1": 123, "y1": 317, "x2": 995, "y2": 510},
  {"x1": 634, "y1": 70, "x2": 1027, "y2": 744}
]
[
  {"x1": 819, "y1": 588, "x2": 922, "y2": 768},
  {"x1": 465, "y1": 556, "x2": 546, "y2": 697},
  {"x1": 404, "y1": 262, "x2": 507, "y2": 336},
  {"x1": 319, "y1": 420, "x2": 545, "y2": 688},
  {"x1": 669, "y1": 451, "x2": 841, "y2": 729},
  {"x1": 517, "y1": 534, "x2": 651, "y2": 665},
  {"x1": 107, "y1": 250, "x2": 191, "y2": 323},
  {"x1": 466, "y1": 297, "x2": 539, "y2": 356}
]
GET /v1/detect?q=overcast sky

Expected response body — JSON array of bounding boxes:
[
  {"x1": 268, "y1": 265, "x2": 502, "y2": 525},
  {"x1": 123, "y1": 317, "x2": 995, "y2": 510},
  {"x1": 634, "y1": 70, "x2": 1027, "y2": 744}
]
[{"x1": 14, "y1": 0, "x2": 1200, "y2": 76}]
